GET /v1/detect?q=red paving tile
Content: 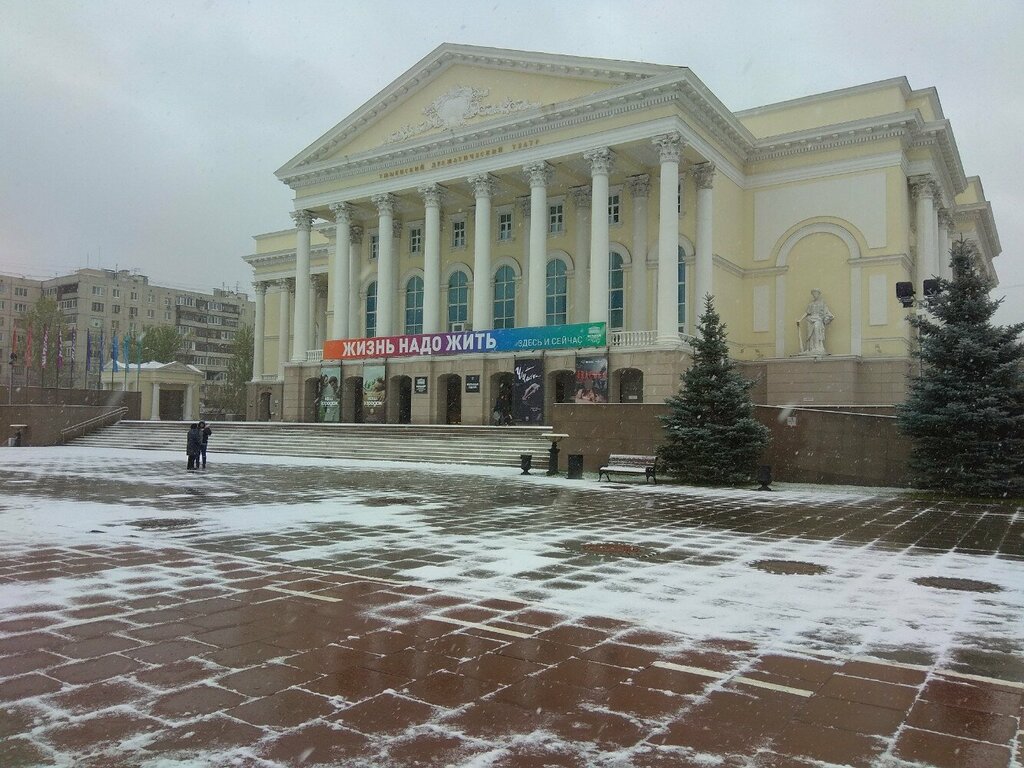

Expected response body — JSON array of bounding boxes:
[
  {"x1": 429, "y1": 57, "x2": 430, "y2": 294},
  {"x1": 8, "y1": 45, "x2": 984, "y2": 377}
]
[
  {"x1": 894, "y1": 726, "x2": 1013, "y2": 768},
  {"x1": 151, "y1": 683, "x2": 247, "y2": 718},
  {"x1": 40, "y1": 710, "x2": 164, "y2": 750},
  {"x1": 336, "y1": 691, "x2": 437, "y2": 735},
  {"x1": 653, "y1": 690, "x2": 801, "y2": 754},
  {"x1": 773, "y1": 721, "x2": 886, "y2": 766},
  {"x1": 534, "y1": 656, "x2": 632, "y2": 690},
  {"x1": 143, "y1": 714, "x2": 267, "y2": 755},
  {"x1": 132, "y1": 659, "x2": 220, "y2": 688},
  {"x1": 439, "y1": 698, "x2": 546, "y2": 738},
  {"x1": 0, "y1": 650, "x2": 66, "y2": 677},
  {"x1": 794, "y1": 694, "x2": 907, "y2": 735},
  {"x1": 382, "y1": 728, "x2": 492, "y2": 766},
  {"x1": 602, "y1": 681, "x2": 690, "y2": 720},
  {"x1": 578, "y1": 641, "x2": 660, "y2": 669},
  {"x1": 629, "y1": 665, "x2": 713, "y2": 696},
  {"x1": 535, "y1": 623, "x2": 609, "y2": 648},
  {"x1": 495, "y1": 637, "x2": 578, "y2": 665},
  {"x1": 45, "y1": 679, "x2": 151, "y2": 713},
  {"x1": 817, "y1": 672, "x2": 918, "y2": 711},
  {"x1": 492, "y1": 675, "x2": 598, "y2": 712},
  {"x1": 401, "y1": 669, "x2": 502, "y2": 707},
  {"x1": 228, "y1": 687, "x2": 338, "y2": 727},
  {"x1": 419, "y1": 630, "x2": 506, "y2": 660},
  {"x1": 546, "y1": 704, "x2": 647, "y2": 748},
  {"x1": 57, "y1": 634, "x2": 142, "y2": 659},
  {"x1": 0, "y1": 672, "x2": 63, "y2": 701},
  {"x1": 456, "y1": 651, "x2": 545, "y2": 685},
  {"x1": 0, "y1": 736, "x2": 53, "y2": 767},
  {"x1": 284, "y1": 644, "x2": 384, "y2": 673},
  {"x1": 258, "y1": 721, "x2": 371, "y2": 764},
  {"x1": 302, "y1": 666, "x2": 407, "y2": 701},
  {"x1": 906, "y1": 698, "x2": 1017, "y2": 744},
  {"x1": 217, "y1": 662, "x2": 318, "y2": 696},
  {"x1": 361, "y1": 647, "x2": 461, "y2": 679},
  {"x1": 840, "y1": 658, "x2": 929, "y2": 685},
  {"x1": 920, "y1": 677, "x2": 1022, "y2": 716}
]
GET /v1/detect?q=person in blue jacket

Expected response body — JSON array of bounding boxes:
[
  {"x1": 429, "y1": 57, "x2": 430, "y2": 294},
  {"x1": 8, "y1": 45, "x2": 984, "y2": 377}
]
[{"x1": 186, "y1": 423, "x2": 202, "y2": 471}]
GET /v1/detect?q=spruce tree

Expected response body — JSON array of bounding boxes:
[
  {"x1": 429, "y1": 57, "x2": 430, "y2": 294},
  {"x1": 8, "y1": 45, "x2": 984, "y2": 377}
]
[
  {"x1": 658, "y1": 295, "x2": 770, "y2": 484},
  {"x1": 897, "y1": 238, "x2": 1024, "y2": 497}
]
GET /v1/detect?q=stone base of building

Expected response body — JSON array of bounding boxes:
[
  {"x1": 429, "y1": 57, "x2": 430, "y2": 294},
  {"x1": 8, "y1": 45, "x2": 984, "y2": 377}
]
[{"x1": 246, "y1": 351, "x2": 914, "y2": 425}]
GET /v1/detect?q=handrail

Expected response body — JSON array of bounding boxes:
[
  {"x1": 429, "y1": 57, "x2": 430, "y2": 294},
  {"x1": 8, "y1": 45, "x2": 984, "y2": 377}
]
[{"x1": 60, "y1": 407, "x2": 129, "y2": 444}]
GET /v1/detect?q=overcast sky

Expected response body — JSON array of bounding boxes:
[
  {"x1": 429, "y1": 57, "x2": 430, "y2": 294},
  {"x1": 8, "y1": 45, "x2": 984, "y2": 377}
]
[{"x1": 2, "y1": 0, "x2": 1022, "y2": 323}]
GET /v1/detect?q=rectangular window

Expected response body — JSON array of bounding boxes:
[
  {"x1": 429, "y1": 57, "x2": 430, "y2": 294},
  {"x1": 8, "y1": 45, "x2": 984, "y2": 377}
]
[
  {"x1": 452, "y1": 220, "x2": 466, "y2": 248},
  {"x1": 14, "y1": 303, "x2": 27, "y2": 312},
  {"x1": 91, "y1": 301, "x2": 104, "y2": 312},
  {"x1": 112, "y1": 288, "x2": 120, "y2": 298},
  {"x1": 129, "y1": 307, "x2": 138, "y2": 318},
  {"x1": 548, "y1": 203, "x2": 564, "y2": 234},
  {"x1": 498, "y1": 211, "x2": 513, "y2": 241},
  {"x1": 164, "y1": 311, "x2": 171, "y2": 321},
  {"x1": 0, "y1": 284, "x2": 6, "y2": 293},
  {"x1": 409, "y1": 226, "x2": 423, "y2": 254},
  {"x1": 0, "y1": 300, "x2": 4, "y2": 309},
  {"x1": 112, "y1": 304, "x2": 120, "y2": 314},
  {"x1": 370, "y1": 233, "x2": 379, "y2": 260},
  {"x1": 608, "y1": 193, "x2": 621, "y2": 225},
  {"x1": 130, "y1": 291, "x2": 138, "y2": 301},
  {"x1": 90, "y1": 286, "x2": 104, "y2": 296},
  {"x1": 146, "y1": 309, "x2": 155, "y2": 319},
  {"x1": 15, "y1": 286, "x2": 29, "y2": 297},
  {"x1": 165, "y1": 297, "x2": 171, "y2": 307},
  {"x1": 111, "y1": 320, "x2": 119, "y2": 331}
]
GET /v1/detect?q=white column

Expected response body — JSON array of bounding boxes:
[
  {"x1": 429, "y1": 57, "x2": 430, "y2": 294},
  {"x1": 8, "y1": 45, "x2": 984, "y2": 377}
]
[
  {"x1": 694, "y1": 162, "x2": 716, "y2": 322},
  {"x1": 251, "y1": 282, "x2": 266, "y2": 381},
  {"x1": 150, "y1": 382, "x2": 160, "y2": 420},
  {"x1": 654, "y1": 133, "x2": 683, "y2": 343},
  {"x1": 585, "y1": 148, "x2": 613, "y2": 325},
  {"x1": 290, "y1": 210, "x2": 313, "y2": 361},
  {"x1": 307, "y1": 280, "x2": 317, "y2": 349},
  {"x1": 469, "y1": 174, "x2": 494, "y2": 331},
  {"x1": 628, "y1": 175, "x2": 650, "y2": 331},
  {"x1": 419, "y1": 185, "x2": 443, "y2": 334},
  {"x1": 518, "y1": 196, "x2": 532, "y2": 326},
  {"x1": 183, "y1": 384, "x2": 193, "y2": 421},
  {"x1": 312, "y1": 275, "x2": 327, "y2": 348},
  {"x1": 277, "y1": 279, "x2": 291, "y2": 380},
  {"x1": 523, "y1": 162, "x2": 553, "y2": 327},
  {"x1": 570, "y1": 186, "x2": 591, "y2": 324},
  {"x1": 938, "y1": 208, "x2": 954, "y2": 280},
  {"x1": 912, "y1": 176, "x2": 938, "y2": 298},
  {"x1": 329, "y1": 202, "x2": 352, "y2": 339},
  {"x1": 372, "y1": 194, "x2": 396, "y2": 337},
  {"x1": 348, "y1": 226, "x2": 363, "y2": 338}
]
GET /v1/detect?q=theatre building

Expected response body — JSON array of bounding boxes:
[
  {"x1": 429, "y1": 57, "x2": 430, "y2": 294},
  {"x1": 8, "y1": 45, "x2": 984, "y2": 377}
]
[{"x1": 244, "y1": 44, "x2": 1000, "y2": 425}]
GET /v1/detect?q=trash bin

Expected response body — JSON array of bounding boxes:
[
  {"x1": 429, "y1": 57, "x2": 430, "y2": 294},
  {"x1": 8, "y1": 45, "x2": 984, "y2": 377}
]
[{"x1": 567, "y1": 454, "x2": 584, "y2": 480}]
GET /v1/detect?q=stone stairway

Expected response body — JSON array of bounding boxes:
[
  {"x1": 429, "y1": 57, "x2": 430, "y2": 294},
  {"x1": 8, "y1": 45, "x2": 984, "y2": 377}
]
[{"x1": 68, "y1": 420, "x2": 555, "y2": 467}]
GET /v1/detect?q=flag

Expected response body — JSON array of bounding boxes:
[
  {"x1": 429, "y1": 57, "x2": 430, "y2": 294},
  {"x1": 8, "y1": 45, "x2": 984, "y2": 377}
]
[
  {"x1": 98, "y1": 331, "x2": 105, "y2": 372},
  {"x1": 123, "y1": 335, "x2": 130, "y2": 365},
  {"x1": 57, "y1": 327, "x2": 64, "y2": 369},
  {"x1": 112, "y1": 332, "x2": 119, "y2": 373},
  {"x1": 41, "y1": 326, "x2": 48, "y2": 367},
  {"x1": 136, "y1": 335, "x2": 143, "y2": 373},
  {"x1": 26, "y1": 326, "x2": 33, "y2": 368},
  {"x1": 70, "y1": 327, "x2": 77, "y2": 365},
  {"x1": 85, "y1": 330, "x2": 92, "y2": 373}
]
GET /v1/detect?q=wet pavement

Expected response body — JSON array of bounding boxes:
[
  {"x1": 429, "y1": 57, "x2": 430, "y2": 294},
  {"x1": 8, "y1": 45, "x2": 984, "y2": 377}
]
[{"x1": 1, "y1": 447, "x2": 1022, "y2": 767}]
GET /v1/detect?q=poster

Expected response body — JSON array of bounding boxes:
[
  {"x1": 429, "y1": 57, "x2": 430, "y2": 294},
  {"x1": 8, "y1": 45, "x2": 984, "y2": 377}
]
[
  {"x1": 414, "y1": 376, "x2": 428, "y2": 394},
  {"x1": 465, "y1": 374, "x2": 480, "y2": 393},
  {"x1": 324, "y1": 322, "x2": 606, "y2": 360},
  {"x1": 316, "y1": 365, "x2": 342, "y2": 422},
  {"x1": 362, "y1": 364, "x2": 386, "y2": 423},
  {"x1": 513, "y1": 358, "x2": 544, "y2": 424},
  {"x1": 573, "y1": 356, "x2": 608, "y2": 403}
]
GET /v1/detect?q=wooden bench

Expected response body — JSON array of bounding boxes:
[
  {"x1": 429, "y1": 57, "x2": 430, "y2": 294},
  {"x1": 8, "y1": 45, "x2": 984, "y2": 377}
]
[{"x1": 598, "y1": 454, "x2": 658, "y2": 484}]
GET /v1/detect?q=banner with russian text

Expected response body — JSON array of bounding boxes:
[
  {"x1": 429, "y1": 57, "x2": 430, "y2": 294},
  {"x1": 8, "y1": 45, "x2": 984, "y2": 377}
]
[
  {"x1": 324, "y1": 322, "x2": 606, "y2": 361},
  {"x1": 573, "y1": 355, "x2": 608, "y2": 403},
  {"x1": 513, "y1": 358, "x2": 544, "y2": 425},
  {"x1": 362, "y1": 364, "x2": 386, "y2": 424}
]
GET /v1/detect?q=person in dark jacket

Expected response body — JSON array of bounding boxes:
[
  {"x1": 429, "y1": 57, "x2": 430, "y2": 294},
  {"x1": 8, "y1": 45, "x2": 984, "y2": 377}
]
[
  {"x1": 186, "y1": 423, "x2": 202, "y2": 471},
  {"x1": 198, "y1": 421, "x2": 212, "y2": 469}
]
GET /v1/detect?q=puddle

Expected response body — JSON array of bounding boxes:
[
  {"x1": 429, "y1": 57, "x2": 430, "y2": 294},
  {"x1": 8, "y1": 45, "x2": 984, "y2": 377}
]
[
  {"x1": 751, "y1": 559, "x2": 829, "y2": 576},
  {"x1": 912, "y1": 576, "x2": 1002, "y2": 593}
]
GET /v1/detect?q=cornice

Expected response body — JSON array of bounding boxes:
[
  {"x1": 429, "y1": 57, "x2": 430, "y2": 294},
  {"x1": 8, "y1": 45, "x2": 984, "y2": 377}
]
[
  {"x1": 954, "y1": 202, "x2": 1001, "y2": 270},
  {"x1": 748, "y1": 112, "x2": 919, "y2": 163},
  {"x1": 242, "y1": 245, "x2": 331, "y2": 270}
]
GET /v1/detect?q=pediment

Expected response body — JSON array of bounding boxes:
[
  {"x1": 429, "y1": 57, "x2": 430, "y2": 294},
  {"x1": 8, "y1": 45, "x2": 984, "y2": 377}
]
[{"x1": 277, "y1": 44, "x2": 676, "y2": 177}]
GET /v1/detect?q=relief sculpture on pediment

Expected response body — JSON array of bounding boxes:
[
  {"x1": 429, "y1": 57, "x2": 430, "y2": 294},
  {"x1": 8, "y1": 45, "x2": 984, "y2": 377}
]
[{"x1": 383, "y1": 85, "x2": 539, "y2": 145}]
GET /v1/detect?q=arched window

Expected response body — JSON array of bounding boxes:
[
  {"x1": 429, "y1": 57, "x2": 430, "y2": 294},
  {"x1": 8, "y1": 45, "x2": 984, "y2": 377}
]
[
  {"x1": 678, "y1": 246, "x2": 687, "y2": 332},
  {"x1": 447, "y1": 271, "x2": 469, "y2": 330},
  {"x1": 493, "y1": 265, "x2": 516, "y2": 329},
  {"x1": 404, "y1": 276, "x2": 424, "y2": 335},
  {"x1": 546, "y1": 259, "x2": 567, "y2": 326},
  {"x1": 608, "y1": 251, "x2": 624, "y2": 330},
  {"x1": 365, "y1": 281, "x2": 377, "y2": 338}
]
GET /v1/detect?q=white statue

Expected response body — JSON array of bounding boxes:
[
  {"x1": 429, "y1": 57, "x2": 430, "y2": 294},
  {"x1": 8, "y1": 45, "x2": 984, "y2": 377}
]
[{"x1": 799, "y1": 289, "x2": 835, "y2": 355}]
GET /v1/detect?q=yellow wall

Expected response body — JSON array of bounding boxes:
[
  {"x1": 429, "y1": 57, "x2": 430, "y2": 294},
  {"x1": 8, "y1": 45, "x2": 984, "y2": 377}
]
[{"x1": 738, "y1": 84, "x2": 907, "y2": 138}]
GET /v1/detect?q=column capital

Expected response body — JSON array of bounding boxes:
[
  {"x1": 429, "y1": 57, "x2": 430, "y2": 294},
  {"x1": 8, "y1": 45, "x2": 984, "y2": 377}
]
[
  {"x1": 627, "y1": 174, "x2": 651, "y2": 198},
  {"x1": 910, "y1": 175, "x2": 939, "y2": 200},
  {"x1": 328, "y1": 201, "x2": 353, "y2": 224},
  {"x1": 518, "y1": 195, "x2": 532, "y2": 217},
  {"x1": 418, "y1": 183, "x2": 445, "y2": 208},
  {"x1": 570, "y1": 185, "x2": 592, "y2": 208},
  {"x1": 652, "y1": 132, "x2": 684, "y2": 163},
  {"x1": 583, "y1": 147, "x2": 615, "y2": 176},
  {"x1": 253, "y1": 281, "x2": 268, "y2": 295},
  {"x1": 392, "y1": 221, "x2": 403, "y2": 239},
  {"x1": 692, "y1": 162, "x2": 716, "y2": 190},
  {"x1": 311, "y1": 273, "x2": 328, "y2": 295},
  {"x1": 278, "y1": 277, "x2": 295, "y2": 292},
  {"x1": 522, "y1": 161, "x2": 554, "y2": 188},
  {"x1": 938, "y1": 207, "x2": 955, "y2": 230},
  {"x1": 467, "y1": 173, "x2": 496, "y2": 199},
  {"x1": 349, "y1": 225, "x2": 364, "y2": 245},
  {"x1": 291, "y1": 210, "x2": 314, "y2": 230},
  {"x1": 371, "y1": 193, "x2": 396, "y2": 215}
]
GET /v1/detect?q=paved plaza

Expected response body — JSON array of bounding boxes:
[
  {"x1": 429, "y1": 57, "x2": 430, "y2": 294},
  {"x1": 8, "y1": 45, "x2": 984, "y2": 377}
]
[{"x1": 1, "y1": 447, "x2": 1022, "y2": 767}]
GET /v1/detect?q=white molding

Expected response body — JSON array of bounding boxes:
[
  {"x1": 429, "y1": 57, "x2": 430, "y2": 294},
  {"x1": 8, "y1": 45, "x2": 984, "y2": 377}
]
[{"x1": 745, "y1": 152, "x2": 904, "y2": 189}]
